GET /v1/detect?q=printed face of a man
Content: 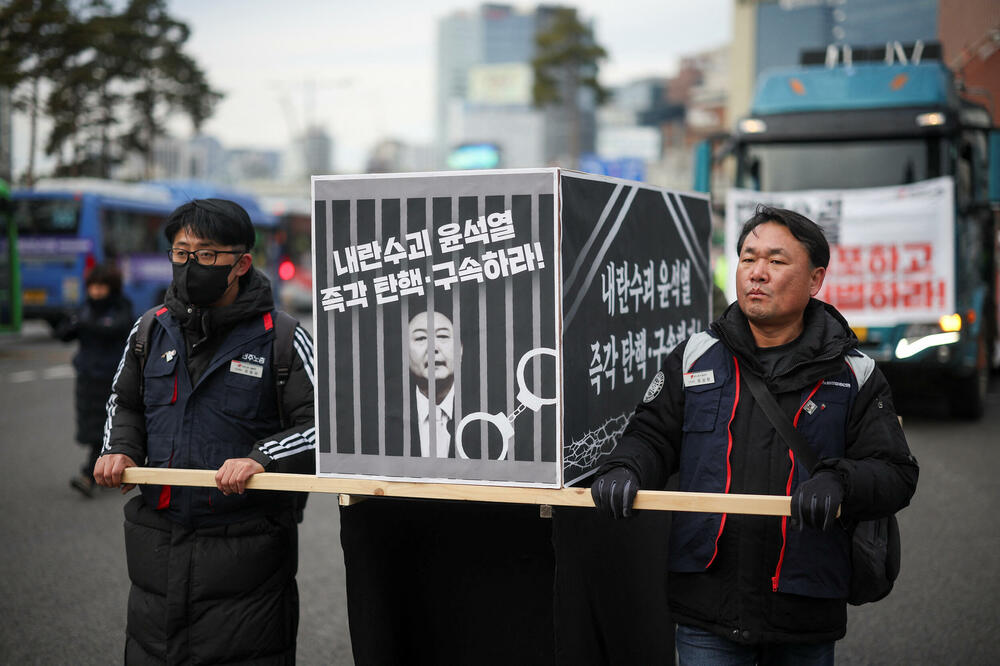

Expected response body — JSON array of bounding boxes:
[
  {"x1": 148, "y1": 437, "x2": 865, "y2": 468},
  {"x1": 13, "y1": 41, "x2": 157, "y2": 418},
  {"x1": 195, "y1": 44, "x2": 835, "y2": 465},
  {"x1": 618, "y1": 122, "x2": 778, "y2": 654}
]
[
  {"x1": 736, "y1": 221, "x2": 825, "y2": 330},
  {"x1": 408, "y1": 312, "x2": 457, "y2": 382}
]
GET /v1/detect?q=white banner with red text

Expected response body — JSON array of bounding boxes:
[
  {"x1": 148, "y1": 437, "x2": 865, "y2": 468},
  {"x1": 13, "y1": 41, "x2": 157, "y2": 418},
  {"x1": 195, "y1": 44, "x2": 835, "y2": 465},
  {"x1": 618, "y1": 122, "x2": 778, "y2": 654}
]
[{"x1": 725, "y1": 177, "x2": 955, "y2": 327}]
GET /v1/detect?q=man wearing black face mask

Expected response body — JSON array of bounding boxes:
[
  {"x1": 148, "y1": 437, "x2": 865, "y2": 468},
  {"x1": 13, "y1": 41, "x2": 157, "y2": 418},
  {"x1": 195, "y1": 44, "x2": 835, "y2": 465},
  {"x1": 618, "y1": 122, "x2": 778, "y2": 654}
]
[{"x1": 94, "y1": 198, "x2": 316, "y2": 664}]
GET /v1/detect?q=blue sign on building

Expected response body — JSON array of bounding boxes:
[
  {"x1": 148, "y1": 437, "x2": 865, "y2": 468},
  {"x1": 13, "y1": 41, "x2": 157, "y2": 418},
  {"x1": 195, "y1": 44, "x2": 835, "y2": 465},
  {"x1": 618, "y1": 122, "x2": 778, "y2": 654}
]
[{"x1": 579, "y1": 154, "x2": 646, "y2": 182}]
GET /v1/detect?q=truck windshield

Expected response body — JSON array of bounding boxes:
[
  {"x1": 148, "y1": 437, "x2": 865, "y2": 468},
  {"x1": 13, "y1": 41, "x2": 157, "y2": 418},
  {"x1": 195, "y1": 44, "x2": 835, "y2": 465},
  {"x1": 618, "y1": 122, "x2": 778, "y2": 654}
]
[{"x1": 738, "y1": 139, "x2": 935, "y2": 191}]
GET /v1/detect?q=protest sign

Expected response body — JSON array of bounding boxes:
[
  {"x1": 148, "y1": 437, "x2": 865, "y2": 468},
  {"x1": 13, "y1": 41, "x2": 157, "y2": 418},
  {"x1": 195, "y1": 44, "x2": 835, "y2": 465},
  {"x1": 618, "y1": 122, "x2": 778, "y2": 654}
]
[
  {"x1": 313, "y1": 169, "x2": 711, "y2": 487},
  {"x1": 725, "y1": 177, "x2": 955, "y2": 327}
]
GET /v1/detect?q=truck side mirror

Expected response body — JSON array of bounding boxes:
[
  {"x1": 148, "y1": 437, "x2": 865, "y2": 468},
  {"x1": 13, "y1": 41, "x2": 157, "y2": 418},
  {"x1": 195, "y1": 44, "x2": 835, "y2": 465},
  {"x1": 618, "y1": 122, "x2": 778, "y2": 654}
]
[{"x1": 990, "y1": 130, "x2": 1000, "y2": 206}]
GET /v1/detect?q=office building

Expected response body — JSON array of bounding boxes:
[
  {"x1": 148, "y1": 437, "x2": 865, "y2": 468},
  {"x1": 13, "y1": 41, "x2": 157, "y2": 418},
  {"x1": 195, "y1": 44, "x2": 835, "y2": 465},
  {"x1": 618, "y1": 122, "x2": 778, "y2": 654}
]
[
  {"x1": 435, "y1": 3, "x2": 597, "y2": 168},
  {"x1": 939, "y1": 0, "x2": 1000, "y2": 125},
  {"x1": 292, "y1": 125, "x2": 333, "y2": 178}
]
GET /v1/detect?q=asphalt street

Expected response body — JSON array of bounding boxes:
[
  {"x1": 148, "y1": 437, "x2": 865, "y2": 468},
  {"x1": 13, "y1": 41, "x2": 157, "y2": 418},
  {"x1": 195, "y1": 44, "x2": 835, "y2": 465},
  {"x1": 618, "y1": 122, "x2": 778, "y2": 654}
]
[{"x1": 1, "y1": 320, "x2": 998, "y2": 664}]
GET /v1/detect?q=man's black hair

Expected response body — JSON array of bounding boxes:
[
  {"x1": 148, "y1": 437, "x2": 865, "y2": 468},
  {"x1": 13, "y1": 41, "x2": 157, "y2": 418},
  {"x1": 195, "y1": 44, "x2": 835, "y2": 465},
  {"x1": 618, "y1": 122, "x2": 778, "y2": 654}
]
[
  {"x1": 736, "y1": 205, "x2": 830, "y2": 269},
  {"x1": 163, "y1": 198, "x2": 256, "y2": 250}
]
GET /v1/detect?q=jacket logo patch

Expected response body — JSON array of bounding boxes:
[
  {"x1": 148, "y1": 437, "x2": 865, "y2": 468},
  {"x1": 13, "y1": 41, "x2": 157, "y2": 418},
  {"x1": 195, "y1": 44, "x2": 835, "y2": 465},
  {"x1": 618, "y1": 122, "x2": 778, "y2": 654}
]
[
  {"x1": 803, "y1": 400, "x2": 818, "y2": 415},
  {"x1": 242, "y1": 352, "x2": 266, "y2": 365},
  {"x1": 683, "y1": 370, "x2": 715, "y2": 388},
  {"x1": 161, "y1": 349, "x2": 176, "y2": 363},
  {"x1": 643, "y1": 371, "x2": 665, "y2": 403},
  {"x1": 230, "y1": 359, "x2": 263, "y2": 379}
]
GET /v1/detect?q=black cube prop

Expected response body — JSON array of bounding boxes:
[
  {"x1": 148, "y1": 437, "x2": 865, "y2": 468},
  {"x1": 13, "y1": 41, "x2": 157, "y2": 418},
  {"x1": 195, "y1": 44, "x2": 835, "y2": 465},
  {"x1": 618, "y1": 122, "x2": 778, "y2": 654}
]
[{"x1": 312, "y1": 169, "x2": 711, "y2": 486}]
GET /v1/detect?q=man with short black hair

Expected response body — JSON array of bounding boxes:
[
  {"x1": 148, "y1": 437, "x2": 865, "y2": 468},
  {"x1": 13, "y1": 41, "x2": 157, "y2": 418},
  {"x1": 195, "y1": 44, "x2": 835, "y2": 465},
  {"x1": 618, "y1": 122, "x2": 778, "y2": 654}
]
[
  {"x1": 592, "y1": 205, "x2": 918, "y2": 664},
  {"x1": 94, "y1": 198, "x2": 315, "y2": 664}
]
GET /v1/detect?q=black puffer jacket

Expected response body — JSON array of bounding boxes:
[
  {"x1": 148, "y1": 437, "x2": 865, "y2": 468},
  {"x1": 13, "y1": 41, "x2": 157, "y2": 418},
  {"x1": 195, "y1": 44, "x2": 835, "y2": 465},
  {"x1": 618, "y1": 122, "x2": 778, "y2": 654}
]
[
  {"x1": 123, "y1": 495, "x2": 299, "y2": 665},
  {"x1": 57, "y1": 294, "x2": 134, "y2": 444},
  {"x1": 606, "y1": 299, "x2": 918, "y2": 644},
  {"x1": 103, "y1": 268, "x2": 314, "y2": 664}
]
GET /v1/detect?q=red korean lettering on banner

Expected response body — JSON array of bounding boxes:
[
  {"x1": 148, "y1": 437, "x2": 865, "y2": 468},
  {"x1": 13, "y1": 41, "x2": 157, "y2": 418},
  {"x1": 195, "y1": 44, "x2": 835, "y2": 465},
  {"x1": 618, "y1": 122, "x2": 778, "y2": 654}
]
[
  {"x1": 868, "y1": 281, "x2": 900, "y2": 309},
  {"x1": 901, "y1": 242, "x2": 933, "y2": 274},
  {"x1": 834, "y1": 245, "x2": 865, "y2": 276},
  {"x1": 900, "y1": 280, "x2": 932, "y2": 309},
  {"x1": 821, "y1": 235, "x2": 948, "y2": 315},
  {"x1": 829, "y1": 283, "x2": 866, "y2": 311},
  {"x1": 868, "y1": 244, "x2": 899, "y2": 275}
]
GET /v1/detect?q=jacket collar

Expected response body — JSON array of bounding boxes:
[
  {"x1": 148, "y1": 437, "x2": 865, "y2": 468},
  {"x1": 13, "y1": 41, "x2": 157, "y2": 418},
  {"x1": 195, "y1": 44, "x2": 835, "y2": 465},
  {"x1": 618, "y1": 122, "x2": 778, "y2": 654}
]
[
  {"x1": 711, "y1": 298, "x2": 858, "y2": 392},
  {"x1": 164, "y1": 267, "x2": 275, "y2": 344},
  {"x1": 155, "y1": 305, "x2": 276, "y2": 387}
]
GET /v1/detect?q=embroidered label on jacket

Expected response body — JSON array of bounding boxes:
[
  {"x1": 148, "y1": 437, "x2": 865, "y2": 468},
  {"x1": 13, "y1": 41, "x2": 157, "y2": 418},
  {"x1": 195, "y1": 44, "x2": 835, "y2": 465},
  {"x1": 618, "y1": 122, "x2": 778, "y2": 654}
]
[
  {"x1": 230, "y1": 359, "x2": 264, "y2": 378},
  {"x1": 643, "y1": 371, "x2": 665, "y2": 402},
  {"x1": 683, "y1": 370, "x2": 715, "y2": 387}
]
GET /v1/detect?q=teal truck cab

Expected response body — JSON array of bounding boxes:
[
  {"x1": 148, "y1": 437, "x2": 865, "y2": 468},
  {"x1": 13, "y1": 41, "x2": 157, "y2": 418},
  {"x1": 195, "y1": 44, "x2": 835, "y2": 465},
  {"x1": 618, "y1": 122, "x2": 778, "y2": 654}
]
[{"x1": 696, "y1": 56, "x2": 1000, "y2": 418}]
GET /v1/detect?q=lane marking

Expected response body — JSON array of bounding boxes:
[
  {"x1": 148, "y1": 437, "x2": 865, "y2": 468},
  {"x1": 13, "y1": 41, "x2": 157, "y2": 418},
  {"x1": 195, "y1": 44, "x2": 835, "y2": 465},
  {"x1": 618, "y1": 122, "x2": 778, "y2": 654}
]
[
  {"x1": 42, "y1": 365, "x2": 75, "y2": 380},
  {"x1": 6, "y1": 364, "x2": 75, "y2": 383}
]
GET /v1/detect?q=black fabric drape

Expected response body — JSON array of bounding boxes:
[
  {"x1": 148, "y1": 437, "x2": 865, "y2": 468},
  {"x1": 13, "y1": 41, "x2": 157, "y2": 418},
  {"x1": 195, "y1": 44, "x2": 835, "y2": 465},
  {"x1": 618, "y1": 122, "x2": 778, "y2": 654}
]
[
  {"x1": 552, "y1": 507, "x2": 674, "y2": 665},
  {"x1": 341, "y1": 498, "x2": 555, "y2": 666},
  {"x1": 341, "y1": 497, "x2": 674, "y2": 666}
]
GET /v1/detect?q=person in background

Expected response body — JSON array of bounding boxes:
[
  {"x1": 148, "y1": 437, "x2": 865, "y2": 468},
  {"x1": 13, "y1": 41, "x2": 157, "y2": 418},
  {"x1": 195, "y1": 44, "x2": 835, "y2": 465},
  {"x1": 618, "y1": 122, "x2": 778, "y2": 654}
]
[{"x1": 57, "y1": 263, "x2": 133, "y2": 497}]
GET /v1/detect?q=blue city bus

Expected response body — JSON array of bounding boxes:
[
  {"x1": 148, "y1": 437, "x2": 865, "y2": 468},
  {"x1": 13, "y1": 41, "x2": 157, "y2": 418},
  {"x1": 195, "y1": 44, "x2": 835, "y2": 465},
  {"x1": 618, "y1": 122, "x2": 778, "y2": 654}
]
[{"x1": 11, "y1": 178, "x2": 279, "y2": 330}]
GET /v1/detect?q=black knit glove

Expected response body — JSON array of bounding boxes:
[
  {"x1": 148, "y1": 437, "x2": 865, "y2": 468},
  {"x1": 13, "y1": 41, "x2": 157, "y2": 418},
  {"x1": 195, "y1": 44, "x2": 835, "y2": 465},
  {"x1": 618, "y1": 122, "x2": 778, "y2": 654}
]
[
  {"x1": 591, "y1": 466, "x2": 640, "y2": 519},
  {"x1": 790, "y1": 470, "x2": 844, "y2": 531}
]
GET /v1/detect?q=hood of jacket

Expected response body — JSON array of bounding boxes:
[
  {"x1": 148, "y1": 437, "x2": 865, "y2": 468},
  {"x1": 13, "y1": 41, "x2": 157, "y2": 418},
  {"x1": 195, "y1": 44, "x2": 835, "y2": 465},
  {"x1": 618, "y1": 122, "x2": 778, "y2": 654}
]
[{"x1": 710, "y1": 298, "x2": 858, "y2": 393}]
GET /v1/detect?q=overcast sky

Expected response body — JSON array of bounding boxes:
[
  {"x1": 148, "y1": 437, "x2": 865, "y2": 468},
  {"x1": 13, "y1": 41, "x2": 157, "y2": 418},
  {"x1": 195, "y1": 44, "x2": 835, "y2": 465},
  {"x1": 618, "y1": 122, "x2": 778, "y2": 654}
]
[{"x1": 13, "y1": 0, "x2": 732, "y2": 174}]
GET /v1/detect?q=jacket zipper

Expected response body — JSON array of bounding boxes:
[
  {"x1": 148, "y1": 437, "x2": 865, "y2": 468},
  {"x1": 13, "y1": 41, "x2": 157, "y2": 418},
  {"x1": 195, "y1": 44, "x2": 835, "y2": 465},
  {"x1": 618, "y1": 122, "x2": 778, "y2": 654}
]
[
  {"x1": 707, "y1": 356, "x2": 740, "y2": 569},
  {"x1": 772, "y1": 379, "x2": 823, "y2": 592}
]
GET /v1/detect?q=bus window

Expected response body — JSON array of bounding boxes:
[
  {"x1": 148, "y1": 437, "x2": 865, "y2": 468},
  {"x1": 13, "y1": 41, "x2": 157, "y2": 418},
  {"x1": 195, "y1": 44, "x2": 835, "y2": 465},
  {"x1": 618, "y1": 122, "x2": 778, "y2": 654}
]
[
  {"x1": 13, "y1": 199, "x2": 81, "y2": 234},
  {"x1": 100, "y1": 208, "x2": 169, "y2": 259}
]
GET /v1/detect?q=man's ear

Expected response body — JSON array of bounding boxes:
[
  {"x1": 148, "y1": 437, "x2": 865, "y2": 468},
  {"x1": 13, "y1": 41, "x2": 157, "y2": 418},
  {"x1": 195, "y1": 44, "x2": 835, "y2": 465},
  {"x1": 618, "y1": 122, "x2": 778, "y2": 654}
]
[
  {"x1": 233, "y1": 252, "x2": 253, "y2": 278},
  {"x1": 809, "y1": 266, "x2": 826, "y2": 297}
]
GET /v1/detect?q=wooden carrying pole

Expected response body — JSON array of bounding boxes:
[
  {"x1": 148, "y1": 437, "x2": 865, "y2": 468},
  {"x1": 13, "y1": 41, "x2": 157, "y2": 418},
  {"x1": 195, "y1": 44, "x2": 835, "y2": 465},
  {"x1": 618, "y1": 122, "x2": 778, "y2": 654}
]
[{"x1": 120, "y1": 468, "x2": 792, "y2": 517}]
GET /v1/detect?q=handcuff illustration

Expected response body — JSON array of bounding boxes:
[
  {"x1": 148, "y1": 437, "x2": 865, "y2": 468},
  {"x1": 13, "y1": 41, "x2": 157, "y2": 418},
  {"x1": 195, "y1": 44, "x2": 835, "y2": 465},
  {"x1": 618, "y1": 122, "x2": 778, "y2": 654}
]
[{"x1": 455, "y1": 347, "x2": 558, "y2": 461}]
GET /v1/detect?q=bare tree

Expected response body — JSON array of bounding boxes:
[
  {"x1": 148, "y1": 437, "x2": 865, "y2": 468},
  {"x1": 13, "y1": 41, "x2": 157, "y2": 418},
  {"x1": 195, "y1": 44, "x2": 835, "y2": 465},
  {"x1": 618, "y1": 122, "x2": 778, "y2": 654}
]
[{"x1": 0, "y1": 0, "x2": 75, "y2": 184}]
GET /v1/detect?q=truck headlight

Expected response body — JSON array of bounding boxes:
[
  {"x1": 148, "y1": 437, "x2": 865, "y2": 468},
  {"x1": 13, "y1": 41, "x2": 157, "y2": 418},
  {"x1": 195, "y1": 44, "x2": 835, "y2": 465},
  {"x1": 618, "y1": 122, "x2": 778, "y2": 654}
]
[
  {"x1": 895, "y1": 331, "x2": 960, "y2": 359},
  {"x1": 938, "y1": 313, "x2": 962, "y2": 332},
  {"x1": 738, "y1": 118, "x2": 767, "y2": 134},
  {"x1": 916, "y1": 112, "x2": 946, "y2": 127}
]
